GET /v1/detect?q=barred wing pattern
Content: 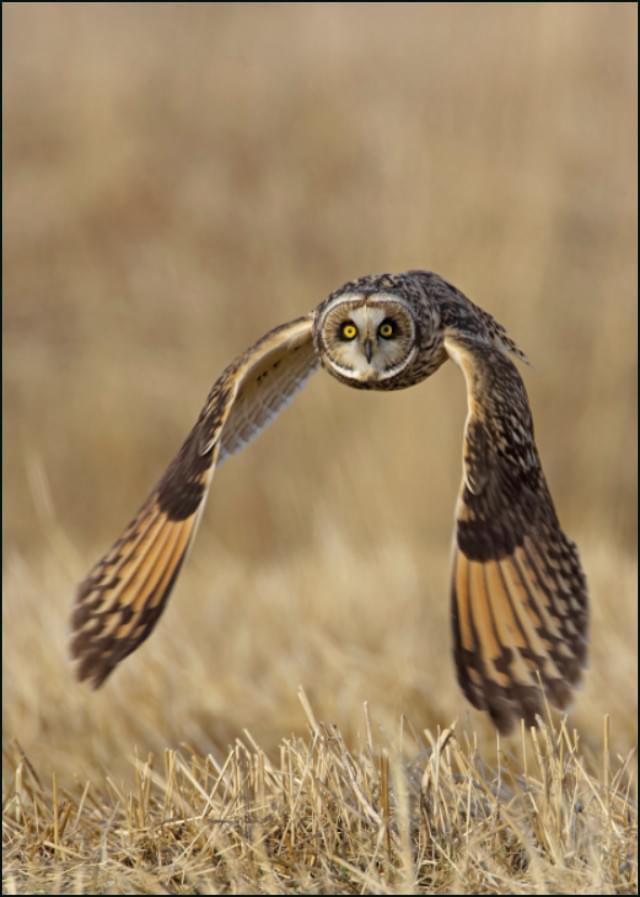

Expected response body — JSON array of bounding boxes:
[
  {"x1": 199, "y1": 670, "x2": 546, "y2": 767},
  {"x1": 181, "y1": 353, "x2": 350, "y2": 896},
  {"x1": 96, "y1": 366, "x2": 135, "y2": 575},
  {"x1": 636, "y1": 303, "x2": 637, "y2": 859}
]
[
  {"x1": 71, "y1": 316, "x2": 318, "y2": 687},
  {"x1": 445, "y1": 334, "x2": 588, "y2": 734}
]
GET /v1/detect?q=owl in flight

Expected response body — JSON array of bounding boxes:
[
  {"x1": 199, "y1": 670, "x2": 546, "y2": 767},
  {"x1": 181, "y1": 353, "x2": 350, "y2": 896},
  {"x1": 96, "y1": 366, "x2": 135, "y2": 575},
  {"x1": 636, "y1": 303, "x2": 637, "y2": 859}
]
[{"x1": 71, "y1": 270, "x2": 588, "y2": 733}]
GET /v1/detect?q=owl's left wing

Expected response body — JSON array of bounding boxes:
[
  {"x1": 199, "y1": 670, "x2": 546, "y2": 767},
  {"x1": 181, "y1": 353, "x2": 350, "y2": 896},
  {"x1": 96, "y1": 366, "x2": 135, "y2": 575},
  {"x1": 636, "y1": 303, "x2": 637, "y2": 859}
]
[
  {"x1": 445, "y1": 333, "x2": 589, "y2": 734},
  {"x1": 71, "y1": 315, "x2": 319, "y2": 688}
]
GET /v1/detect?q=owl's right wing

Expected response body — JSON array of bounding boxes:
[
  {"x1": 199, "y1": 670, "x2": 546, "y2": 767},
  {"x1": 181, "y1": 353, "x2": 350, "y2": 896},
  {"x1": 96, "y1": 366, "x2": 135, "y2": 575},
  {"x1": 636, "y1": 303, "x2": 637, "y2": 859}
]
[
  {"x1": 70, "y1": 314, "x2": 319, "y2": 688},
  {"x1": 445, "y1": 333, "x2": 589, "y2": 734}
]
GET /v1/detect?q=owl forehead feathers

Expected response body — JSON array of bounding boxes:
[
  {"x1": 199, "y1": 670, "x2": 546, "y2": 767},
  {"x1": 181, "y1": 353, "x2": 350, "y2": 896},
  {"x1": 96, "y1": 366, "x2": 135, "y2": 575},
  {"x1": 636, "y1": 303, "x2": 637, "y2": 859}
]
[{"x1": 319, "y1": 291, "x2": 415, "y2": 329}]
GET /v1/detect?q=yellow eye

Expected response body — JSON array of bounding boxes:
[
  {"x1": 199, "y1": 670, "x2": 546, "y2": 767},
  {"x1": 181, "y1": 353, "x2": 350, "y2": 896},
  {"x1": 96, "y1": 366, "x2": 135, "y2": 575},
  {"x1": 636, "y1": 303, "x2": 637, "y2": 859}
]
[
  {"x1": 379, "y1": 320, "x2": 395, "y2": 339},
  {"x1": 340, "y1": 322, "x2": 358, "y2": 340}
]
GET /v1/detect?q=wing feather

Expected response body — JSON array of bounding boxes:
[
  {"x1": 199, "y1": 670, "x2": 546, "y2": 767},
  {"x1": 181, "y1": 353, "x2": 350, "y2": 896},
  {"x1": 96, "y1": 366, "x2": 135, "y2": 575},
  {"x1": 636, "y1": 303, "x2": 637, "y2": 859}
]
[
  {"x1": 71, "y1": 314, "x2": 318, "y2": 686},
  {"x1": 446, "y1": 333, "x2": 588, "y2": 733},
  {"x1": 217, "y1": 316, "x2": 320, "y2": 462}
]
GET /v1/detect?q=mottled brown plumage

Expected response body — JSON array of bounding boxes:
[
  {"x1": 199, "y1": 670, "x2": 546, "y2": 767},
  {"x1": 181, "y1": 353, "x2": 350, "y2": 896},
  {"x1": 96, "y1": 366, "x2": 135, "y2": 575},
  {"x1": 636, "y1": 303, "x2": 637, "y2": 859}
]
[{"x1": 71, "y1": 271, "x2": 588, "y2": 732}]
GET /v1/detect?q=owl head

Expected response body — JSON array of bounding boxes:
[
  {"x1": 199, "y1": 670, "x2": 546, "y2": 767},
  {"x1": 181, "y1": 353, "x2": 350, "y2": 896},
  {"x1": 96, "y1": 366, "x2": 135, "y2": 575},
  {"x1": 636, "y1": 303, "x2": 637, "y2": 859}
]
[
  {"x1": 314, "y1": 272, "x2": 446, "y2": 389},
  {"x1": 313, "y1": 290, "x2": 419, "y2": 387}
]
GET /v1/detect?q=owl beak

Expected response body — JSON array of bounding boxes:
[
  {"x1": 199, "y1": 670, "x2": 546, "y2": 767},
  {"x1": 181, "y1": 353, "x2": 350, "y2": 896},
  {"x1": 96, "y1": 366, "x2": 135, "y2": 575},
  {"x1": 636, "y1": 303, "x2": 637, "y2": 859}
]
[{"x1": 363, "y1": 338, "x2": 373, "y2": 363}]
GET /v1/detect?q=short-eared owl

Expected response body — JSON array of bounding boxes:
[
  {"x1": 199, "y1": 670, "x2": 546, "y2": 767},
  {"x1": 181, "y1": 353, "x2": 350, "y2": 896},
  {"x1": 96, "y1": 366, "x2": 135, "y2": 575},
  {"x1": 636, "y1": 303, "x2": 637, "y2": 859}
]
[{"x1": 71, "y1": 271, "x2": 588, "y2": 733}]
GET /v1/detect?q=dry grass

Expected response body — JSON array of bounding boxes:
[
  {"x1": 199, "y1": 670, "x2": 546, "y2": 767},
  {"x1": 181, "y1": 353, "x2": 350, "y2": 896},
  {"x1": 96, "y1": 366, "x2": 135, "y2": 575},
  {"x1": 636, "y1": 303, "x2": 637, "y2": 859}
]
[
  {"x1": 3, "y1": 4, "x2": 637, "y2": 893},
  {"x1": 3, "y1": 695, "x2": 637, "y2": 895}
]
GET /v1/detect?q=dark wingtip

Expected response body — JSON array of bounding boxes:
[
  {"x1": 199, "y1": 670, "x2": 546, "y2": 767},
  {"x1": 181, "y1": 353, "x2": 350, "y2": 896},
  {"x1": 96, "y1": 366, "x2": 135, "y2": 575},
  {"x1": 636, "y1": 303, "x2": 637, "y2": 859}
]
[
  {"x1": 487, "y1": 700, "x2": 516, "y2": 735},
  {"x1": 70, "y1": 629, "x2": 114, "y2": 689}
]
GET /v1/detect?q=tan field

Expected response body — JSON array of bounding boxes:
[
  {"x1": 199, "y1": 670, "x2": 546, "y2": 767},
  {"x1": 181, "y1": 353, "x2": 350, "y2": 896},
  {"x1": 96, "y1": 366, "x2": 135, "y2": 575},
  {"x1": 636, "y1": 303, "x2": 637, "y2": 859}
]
[{"x1": 3, "y1": 4, "x2": 637, "y2": 893}]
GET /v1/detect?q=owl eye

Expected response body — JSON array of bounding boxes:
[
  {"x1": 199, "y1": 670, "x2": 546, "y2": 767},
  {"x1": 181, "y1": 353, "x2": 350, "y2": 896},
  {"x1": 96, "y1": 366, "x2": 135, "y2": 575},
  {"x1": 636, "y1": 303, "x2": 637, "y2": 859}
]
[
  {"x1": 378, "y1": 319, "x2": 396, "y2": 339},
  {"x1": 340, "y1": 321, "x2": 358, "y2": 341}
]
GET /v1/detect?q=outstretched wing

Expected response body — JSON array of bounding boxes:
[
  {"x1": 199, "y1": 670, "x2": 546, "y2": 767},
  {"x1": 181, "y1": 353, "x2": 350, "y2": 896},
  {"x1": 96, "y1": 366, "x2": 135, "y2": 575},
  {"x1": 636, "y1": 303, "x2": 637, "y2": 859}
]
[
  {"x1": 445, "y1": 334, "x2": 588, "y2": 734},
  {"x1": 71, "y1": 315, "x2": 319, "y2": 687}
]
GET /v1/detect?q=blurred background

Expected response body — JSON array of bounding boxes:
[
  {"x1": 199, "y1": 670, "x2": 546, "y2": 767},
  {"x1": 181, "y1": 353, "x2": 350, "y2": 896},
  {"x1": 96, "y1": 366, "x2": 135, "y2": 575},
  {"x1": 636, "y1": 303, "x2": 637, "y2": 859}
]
[{"x1": 4, "y1": 3, "x2": 637, "y2": 782}]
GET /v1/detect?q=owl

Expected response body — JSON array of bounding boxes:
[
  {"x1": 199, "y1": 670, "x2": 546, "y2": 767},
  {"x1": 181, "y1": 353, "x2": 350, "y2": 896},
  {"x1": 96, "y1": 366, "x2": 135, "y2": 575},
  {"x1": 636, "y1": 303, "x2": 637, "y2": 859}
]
[{"x1": 70, "y1": 270, "x2": 589, "y2": 734}]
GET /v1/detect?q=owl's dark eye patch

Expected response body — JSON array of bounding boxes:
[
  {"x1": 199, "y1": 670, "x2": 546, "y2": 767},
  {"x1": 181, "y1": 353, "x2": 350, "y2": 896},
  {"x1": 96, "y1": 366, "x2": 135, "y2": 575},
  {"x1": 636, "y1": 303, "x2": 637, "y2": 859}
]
[
  {"x1": 339, "y1": 321, "x2": 358, "y2": 341},
  {"x1": 378, "y1": 319, "x2": 397, "y2": 339}
]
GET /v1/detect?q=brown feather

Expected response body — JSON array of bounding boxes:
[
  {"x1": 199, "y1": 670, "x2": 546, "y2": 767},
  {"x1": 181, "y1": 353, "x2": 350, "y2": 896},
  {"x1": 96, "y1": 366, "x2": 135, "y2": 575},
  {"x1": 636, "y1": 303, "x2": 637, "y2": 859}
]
[
  {"x1": 446, "y1": 333, "x2": 588, "y2": 733},
  {"x1": 70, "y1": 315, "x2": 317, "y2": 686}
]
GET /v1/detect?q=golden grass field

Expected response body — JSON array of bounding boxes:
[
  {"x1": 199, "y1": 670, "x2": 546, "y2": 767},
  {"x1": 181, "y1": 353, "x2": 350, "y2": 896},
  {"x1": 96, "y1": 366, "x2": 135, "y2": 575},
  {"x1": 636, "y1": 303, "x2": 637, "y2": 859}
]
[{"x1": 3, "y1": 4, "x2": 637, "y2": 893}]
